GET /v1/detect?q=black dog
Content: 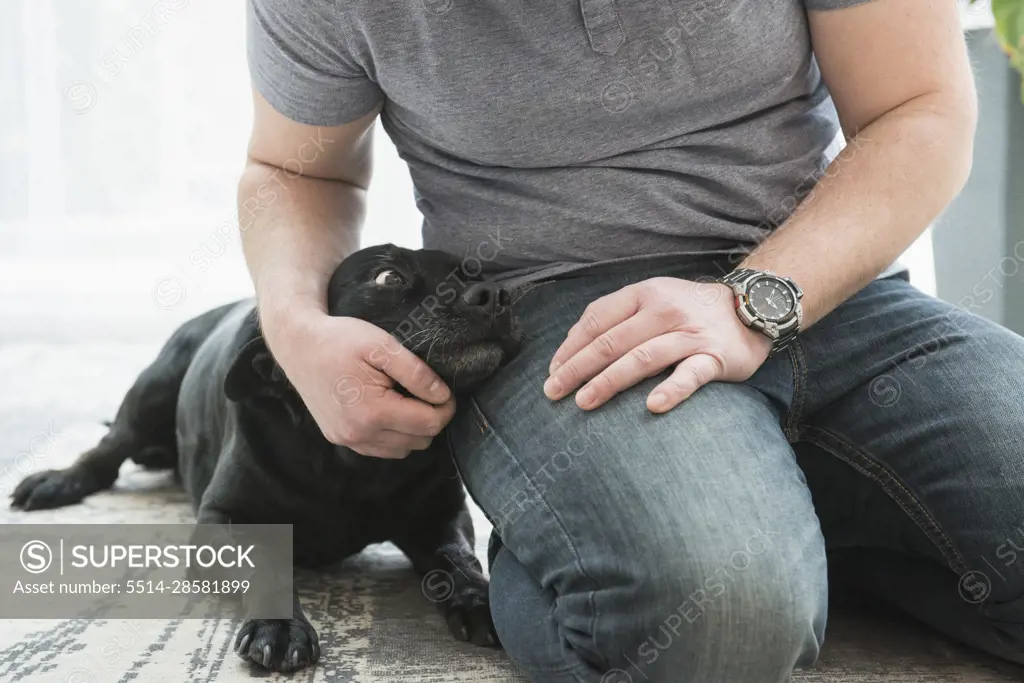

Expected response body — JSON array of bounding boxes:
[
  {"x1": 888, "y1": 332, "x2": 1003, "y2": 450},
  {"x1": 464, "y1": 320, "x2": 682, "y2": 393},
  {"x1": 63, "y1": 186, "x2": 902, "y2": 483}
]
[{"x1": 10, "y1": 244, "x2": 520, "y2": 672}]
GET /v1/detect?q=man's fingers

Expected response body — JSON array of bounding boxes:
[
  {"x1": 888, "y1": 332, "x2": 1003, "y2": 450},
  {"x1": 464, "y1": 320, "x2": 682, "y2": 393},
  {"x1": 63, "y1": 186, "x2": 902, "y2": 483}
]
[
  {"x1": 354, "y1": 446, "x2": 407, "y2": 460},
  {"x1": 545, "y1": 314, "x2": 670, "y2": 401},
  {"x1": 375, "y1": 394, "x2": 456, "y2": 437},
  {"x1": 362, "y1": 335, "x2": 451, "y2": 405},
  {"x1": 647, "y1": 353, "x2": 723, "y2": 413},
  {"x1": 351, "y1": 429, "x2": 435, "y2": 459},
  {"x1": 549, "y1": 288, "x2": 642, "y2": 376},
  {"x1": 573, "y1": 332, "x2": 693, "y2": 410}
]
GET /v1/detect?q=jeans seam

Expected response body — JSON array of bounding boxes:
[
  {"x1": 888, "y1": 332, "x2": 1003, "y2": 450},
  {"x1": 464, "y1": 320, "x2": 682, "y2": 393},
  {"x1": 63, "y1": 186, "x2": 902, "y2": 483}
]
[
  {"x1": 467, "y1": 396, "x2": 605, "y2": 675},
  {"x1": 445, "y1": 425, "x2": 497, "y2": 532},
  {"x1": 797, "y1": 425, "x2": 969, "y2": 574},
  {"x1": 784, "y1": 339, "x2": 807, "y2": 442}
]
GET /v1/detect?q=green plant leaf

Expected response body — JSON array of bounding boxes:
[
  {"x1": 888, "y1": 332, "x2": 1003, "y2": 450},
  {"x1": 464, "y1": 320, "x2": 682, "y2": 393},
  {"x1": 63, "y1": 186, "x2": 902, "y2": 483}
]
[{"x1": 988, "y1": 0, "x2": 1024, "y2": 100}]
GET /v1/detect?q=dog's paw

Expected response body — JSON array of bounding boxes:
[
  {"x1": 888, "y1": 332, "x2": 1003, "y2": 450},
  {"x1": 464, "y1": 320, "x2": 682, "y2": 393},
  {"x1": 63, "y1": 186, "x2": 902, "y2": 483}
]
[
  {"x1": 234, "y1": 618, "x2": 320, "y2": 672},
  {"x1": 10, "y1": 469, "x2": 90, "y2": 511},
  {"x1": 443, "y1": 579, "x2": 499, "y2": 647}
]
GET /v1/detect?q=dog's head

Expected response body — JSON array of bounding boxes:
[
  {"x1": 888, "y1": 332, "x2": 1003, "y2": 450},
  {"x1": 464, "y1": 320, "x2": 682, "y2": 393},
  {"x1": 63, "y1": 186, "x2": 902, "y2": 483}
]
[
  {"x1": 224, "y1": 244, "x2": 521, "y2": 410},
  {"x1": 325, "y1": 244, "x2": 521, "y2": 391}
]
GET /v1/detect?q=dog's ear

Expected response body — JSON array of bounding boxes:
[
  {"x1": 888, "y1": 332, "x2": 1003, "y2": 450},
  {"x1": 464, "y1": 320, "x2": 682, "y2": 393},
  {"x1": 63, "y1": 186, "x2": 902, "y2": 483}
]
[{"x1": 224, "y1": 311, "x2": 287, "y2": 402}]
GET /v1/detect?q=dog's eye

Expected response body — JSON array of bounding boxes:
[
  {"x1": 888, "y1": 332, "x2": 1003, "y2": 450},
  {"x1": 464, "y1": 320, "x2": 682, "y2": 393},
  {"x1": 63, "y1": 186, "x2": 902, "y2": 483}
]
[{"x1": 373, "y1": 269, "x2": 406, "y2": 287}]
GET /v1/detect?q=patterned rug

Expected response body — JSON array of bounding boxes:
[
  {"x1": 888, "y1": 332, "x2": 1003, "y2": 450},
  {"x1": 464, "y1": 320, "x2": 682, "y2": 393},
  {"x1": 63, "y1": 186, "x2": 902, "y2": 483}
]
[{"x1": 1, "y1": 344, "x2": 1022, "y2": 682}]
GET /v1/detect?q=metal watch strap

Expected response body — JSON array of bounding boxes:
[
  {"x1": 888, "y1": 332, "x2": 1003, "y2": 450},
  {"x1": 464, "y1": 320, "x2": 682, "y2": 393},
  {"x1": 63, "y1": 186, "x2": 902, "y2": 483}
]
[
  {"x1": 720, "y1": 267, "x2": 757, "y2": 287},
  {"x1": 770, "y1": 327, "x2": 799, "y2": 356}
]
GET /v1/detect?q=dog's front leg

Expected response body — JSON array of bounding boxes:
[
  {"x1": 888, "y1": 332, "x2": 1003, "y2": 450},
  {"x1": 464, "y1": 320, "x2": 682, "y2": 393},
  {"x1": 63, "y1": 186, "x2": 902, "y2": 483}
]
[
  {"x1": 233, "y1": 587, "x2": 320, "y2": 672},
  {"x1": 193, "y1": 508, "x2": 320, "y2": 672},
  {"x1": 394, "y1": 507, "x2": 498, "y2": 647}
]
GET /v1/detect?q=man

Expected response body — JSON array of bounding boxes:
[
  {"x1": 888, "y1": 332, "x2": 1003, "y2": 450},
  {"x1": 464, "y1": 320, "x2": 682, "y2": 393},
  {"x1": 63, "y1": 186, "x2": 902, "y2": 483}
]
[{"x1": 238, "y1": 0, "x2": 1023, "y2": 680}]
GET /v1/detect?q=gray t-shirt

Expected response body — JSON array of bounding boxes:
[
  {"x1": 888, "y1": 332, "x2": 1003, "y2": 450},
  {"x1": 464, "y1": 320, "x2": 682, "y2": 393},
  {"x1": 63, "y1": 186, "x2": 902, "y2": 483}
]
[{"x1": 247, "y1": 0, "x2": 895, "y2": 285}]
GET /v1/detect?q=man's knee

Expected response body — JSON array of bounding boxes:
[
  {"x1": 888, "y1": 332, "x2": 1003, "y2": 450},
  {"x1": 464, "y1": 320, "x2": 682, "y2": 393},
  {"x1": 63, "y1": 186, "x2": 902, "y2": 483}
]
[
  {"x1": 590, "y1": 530, "x2": 826, "y2": 681},
  {"x1": 493, "y1": 524, "x2": 828, "y2": 682},
  {"x1": 457, "y1": 377, "x2": 824, "y2": 679}
]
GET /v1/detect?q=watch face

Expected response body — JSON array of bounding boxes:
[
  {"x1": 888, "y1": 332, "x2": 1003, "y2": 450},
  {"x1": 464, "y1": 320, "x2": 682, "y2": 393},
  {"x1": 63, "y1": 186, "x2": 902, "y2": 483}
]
[{"x1": 747, "y1": 278, "x2": 795, "y2": 322}]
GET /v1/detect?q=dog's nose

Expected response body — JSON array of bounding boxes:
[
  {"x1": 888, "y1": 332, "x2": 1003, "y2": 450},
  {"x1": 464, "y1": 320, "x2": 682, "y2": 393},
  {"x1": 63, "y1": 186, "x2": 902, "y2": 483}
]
[{"x1": 462, "y1": 282, "x2": 510, "y2": 314}]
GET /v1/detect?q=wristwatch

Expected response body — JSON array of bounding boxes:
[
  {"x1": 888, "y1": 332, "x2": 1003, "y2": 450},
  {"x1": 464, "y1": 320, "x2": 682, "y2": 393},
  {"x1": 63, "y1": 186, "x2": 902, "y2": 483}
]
[{"x1": 718, "y1": 268, "x2": 803, "y2": 357}]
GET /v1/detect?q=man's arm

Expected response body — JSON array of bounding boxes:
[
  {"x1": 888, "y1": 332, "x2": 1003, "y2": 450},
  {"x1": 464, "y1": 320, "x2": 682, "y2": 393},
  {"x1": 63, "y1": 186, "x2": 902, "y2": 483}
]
[
  {"x1": 237, "y1": 90, "x2": 454, "y2": 457},
  {"x1": 741, "y1": 0, "x2": 978, "y2": 326},
  {"x1": 239, "y1": 90, "x2": 378, "y2": 345},
  {"x1": 543, "y1": 0, "x2": 979, "y2": 412}
]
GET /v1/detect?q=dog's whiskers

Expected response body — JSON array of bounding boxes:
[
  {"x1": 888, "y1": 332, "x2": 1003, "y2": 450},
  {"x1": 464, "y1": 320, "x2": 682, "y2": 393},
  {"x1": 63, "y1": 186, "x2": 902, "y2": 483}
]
[
  {"x1": 405, "y1": 329, "x2": 437, "y2": 354},
  {"x1": 401, "y1": 328, "x2": 431, "y2": 348},
  {"x1": 424, "y1": 330, "x2": 445, "y2": 361}
]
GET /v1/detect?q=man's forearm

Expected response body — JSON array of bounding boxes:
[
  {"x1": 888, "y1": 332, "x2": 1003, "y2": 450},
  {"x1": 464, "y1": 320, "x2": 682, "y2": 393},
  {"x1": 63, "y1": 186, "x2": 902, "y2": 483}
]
[
  {"x1": 741, "y1": 93, "x2": 977, "y2": 327},
  {"x1": 237, "y1": 159, "x2": 366, "y2": 345}
]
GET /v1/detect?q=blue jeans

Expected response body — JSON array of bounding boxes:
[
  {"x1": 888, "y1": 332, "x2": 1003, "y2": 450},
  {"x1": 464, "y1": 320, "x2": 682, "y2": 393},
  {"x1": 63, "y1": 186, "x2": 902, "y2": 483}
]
[{"x1": 448, "y1": 258, "x2": 1024, "y2": 682}]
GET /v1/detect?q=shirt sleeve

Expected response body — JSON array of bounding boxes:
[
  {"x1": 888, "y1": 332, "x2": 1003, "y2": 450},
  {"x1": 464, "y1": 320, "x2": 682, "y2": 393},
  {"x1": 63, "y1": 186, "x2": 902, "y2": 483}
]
[
  {"x1": 804, "y1": 0, "x2": 877, "y2": 10},
  {"x1": 246, "y1": 0, "x2": 383, "y2": 126}
]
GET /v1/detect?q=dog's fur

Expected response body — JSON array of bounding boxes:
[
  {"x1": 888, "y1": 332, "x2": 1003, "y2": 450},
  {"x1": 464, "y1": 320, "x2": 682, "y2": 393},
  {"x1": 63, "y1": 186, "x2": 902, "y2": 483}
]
[{"x1": 10, "y1": 244, "x2": 520, "y2": 673}]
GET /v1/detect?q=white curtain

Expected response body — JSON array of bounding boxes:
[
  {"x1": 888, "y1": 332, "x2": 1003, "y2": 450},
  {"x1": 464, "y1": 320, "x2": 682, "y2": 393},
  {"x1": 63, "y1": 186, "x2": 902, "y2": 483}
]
[{"x1": 2, "y1": 0, "x2": 421, "y2": 337}]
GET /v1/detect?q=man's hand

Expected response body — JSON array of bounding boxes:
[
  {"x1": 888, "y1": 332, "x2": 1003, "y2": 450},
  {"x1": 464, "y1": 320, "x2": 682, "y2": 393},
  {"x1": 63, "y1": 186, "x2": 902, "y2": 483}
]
[
  {"x1": 544, "y1": 277, "x2": 771, "y2": 413},
  {"x1": 268, "y1": 311, "x2": 455, "y2": 459}
]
